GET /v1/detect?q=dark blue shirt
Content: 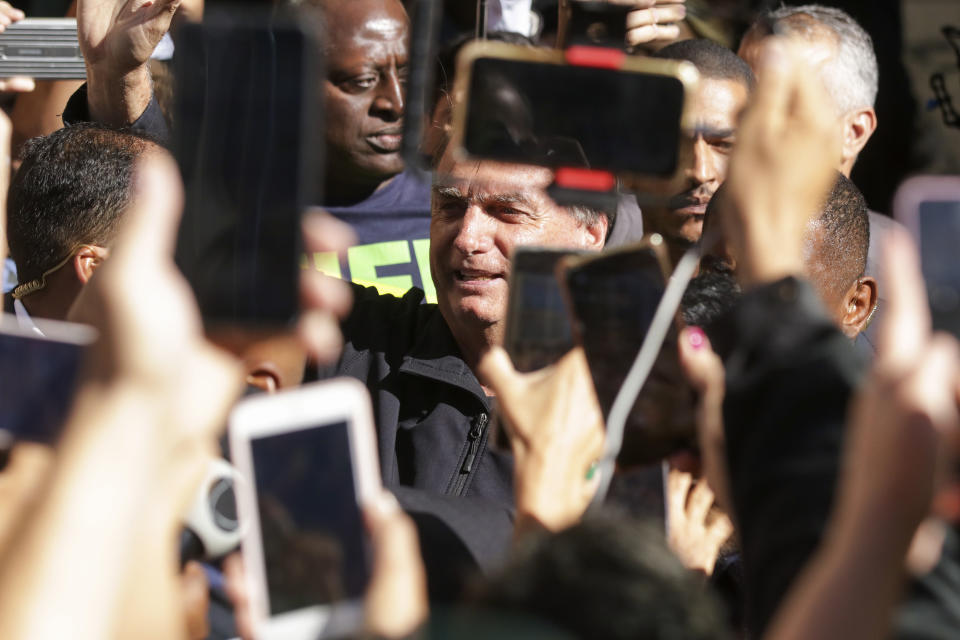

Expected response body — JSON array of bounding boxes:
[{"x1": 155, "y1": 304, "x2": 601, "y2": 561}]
[{"x1": 321, "y1": 170, "x2": 434, "y2": 302}]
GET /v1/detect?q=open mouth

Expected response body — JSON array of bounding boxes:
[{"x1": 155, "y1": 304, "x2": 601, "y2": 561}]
[{"x1": 454, "y1": 269, "x2": 504, "y2": 283}]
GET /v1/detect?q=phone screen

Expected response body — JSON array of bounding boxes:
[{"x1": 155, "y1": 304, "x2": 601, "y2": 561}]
[
  {"x1": 503, "y1": 248, "x2": 582, "y2": 373},
  {"x1": 0, "y1": 322, "x2": 91, "y2": 445},
  {"x1": 566, "y1": 248, "x2": 695, "y2": 466},
  {"x1": 173, "y1": 11, "x2": 321, "y2": 326},
  {"x1": 462, "y1": 57, "x2": 684, "y2": 175},
  {"x1": 250, "y1": 421, "x2": 368, "y2": 615},
  {"x1": 919, "y1": 200, "x2": 960, "y2": 337}
]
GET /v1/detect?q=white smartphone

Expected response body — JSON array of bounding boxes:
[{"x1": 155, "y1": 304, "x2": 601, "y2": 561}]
[
  {"x1": 229, "y1": 378, "x2": 381, "y2": 640},
  {"x1": 893, "y1": 175, "x2": 960, "y2": 338}
]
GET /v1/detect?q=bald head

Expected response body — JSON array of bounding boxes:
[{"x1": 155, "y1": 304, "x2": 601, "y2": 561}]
[{"x1": 296, "y1": 0, "x2": 410, "y2": 202}]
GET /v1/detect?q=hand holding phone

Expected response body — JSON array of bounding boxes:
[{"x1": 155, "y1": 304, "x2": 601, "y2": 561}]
[
  {"x1": 563, "y1": 239, "x2": 697, "y2": 468},
  {"x1": 229, "y1": 378, "x2": 381, "y2": 639}
]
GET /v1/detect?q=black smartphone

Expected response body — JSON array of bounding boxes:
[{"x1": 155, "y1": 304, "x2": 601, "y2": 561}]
[
  {"x1": 0, "y1": 314, "x2": 96, "y2": 447},
  {"x1": 450, "y1": 41, "x2": 698, "y2": 178},
  {"x1": 172, "y1": 8, "x2": 322, "y2": 327},
  {"x1": 564, "y1": 242, "x2": 696, "y2": 467},
  {"x1": 503, "y1": 247, "x2": 584, "y2": 373},
  {"x1": 893, "y1": 176, "x2": 960, "y2": 338}
]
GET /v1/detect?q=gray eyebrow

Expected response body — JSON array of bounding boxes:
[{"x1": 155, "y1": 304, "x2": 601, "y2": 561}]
[
  {"x1": 432, "y1": 185, "x2": 466, "y2": 200},
  {"x1": 432, "y1": 185, "x2": 535, "y2": 209},
  {"x1": 695, "y1": 126, "x2": 737, "y2": 139}
]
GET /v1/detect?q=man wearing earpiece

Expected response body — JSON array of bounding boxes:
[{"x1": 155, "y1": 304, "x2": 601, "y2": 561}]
[{"x1": 5, "y1": 124, "x2": 162, "y2": 333}]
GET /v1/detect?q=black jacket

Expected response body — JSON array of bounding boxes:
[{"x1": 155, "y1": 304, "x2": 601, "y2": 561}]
[{"x1": 317, "y1": 284, "x2": 515, "y2": 508}]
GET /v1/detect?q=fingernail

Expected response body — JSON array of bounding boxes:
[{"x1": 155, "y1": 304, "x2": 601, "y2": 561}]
[{"x1": 688, "y1": 327, "x2": 706, "y2": 350}]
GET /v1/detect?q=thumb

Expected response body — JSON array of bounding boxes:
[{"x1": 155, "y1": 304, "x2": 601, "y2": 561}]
[{"x1": 476, "y1": 346, "x2": 522, "y2": 403}]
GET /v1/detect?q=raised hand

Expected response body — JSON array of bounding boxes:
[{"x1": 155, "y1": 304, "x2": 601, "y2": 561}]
[
  {"x1": 722, "y1": 39, "x2": 842, "y2": 288},
  {"x1": 477, "y1": 346, "x2": 605, "y2": 535},
  {"x1": 666, "y1": 467, "x2": 733, "y2": 575},
  {"x1": 78, "y1": 0, "x2": 180, "y2": 124},
  {"x1": 78, "y1": 0, "x2": 179, "y2": 72}
]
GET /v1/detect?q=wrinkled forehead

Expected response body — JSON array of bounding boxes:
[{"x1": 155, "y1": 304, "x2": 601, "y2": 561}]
[{"x1": 433, "y1": 154, "x2": 556, "y2": 205}]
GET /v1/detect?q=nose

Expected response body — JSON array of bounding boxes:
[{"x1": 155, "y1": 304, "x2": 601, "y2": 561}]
[
  {"x1": 371, "y1": 69, "x2": 404, "y2": 122},
  {"x1": 452, "y1": 204, "x2": 495, "y2": 255},
  {"x1": 686, "y1": 136, "x2": 717, "y2": 186}
]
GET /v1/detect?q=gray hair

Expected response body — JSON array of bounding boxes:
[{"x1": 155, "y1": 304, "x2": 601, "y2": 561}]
[{"x1": 762, "y1": 4, "x2": 878, "y2": 114}]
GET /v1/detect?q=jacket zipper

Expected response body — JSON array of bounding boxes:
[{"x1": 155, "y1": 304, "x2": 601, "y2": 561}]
[{"x1": 452, "y1": 413, "x2": 488, "y2": 495}]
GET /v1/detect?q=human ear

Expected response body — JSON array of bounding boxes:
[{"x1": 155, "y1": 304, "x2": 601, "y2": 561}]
[
  {"x1": 73, "y1": 246, "x2": 110, "y2": 284},
  {"x1": 840, "y1": 107, "x2": 877, "y2": 174},
  {"x1": 583, "y1": 215, "x2": 609, "y2": 250},
  {"x1": 839, "y1": 276, "x2": 879, "y2": 338}
]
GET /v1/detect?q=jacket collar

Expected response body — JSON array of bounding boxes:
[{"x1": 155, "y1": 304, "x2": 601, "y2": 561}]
[{"x1": 398, "y1": 306, "x2": 490, "y2": 409}]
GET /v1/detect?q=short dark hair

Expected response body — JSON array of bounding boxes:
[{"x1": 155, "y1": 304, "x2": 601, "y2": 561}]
[
  {"x1": 7, "y1": 124, "x2": 158, "y2": 283},
  {"x1": 472, "y1": 515, "x2": 729, "y2": 640},
  {"x1": 653, "y1": 38, "x2": 755, "y2": 92},
  {"x1": 810, "y1": 172, "x2": 870, "y2": 299}
]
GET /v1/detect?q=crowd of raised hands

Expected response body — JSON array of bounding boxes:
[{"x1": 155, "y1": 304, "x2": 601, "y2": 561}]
[{"x1": 0, "y1": 1, "x2": 958, "y2": 639}]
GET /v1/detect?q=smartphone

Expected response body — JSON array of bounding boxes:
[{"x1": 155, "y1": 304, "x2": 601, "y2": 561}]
[
  {"x1": 563, "y1": 239, "x2": 696, "y2": 467},
  {"x1": 893, "y1": 175, "x2": 960, "y2": 337},
  {"x1": 172, "y1": 8, "x2": 322, "y2": 328},
  {"x1": 0, "y1": 19, "x2": 85, "y2": 80},
  {"x1": 0, "y1": 313, "x2": 96, "y2": 447},
  {"x1": 503, "y1": 247, "x2": 585, "y2": 373},
  {"x1": 450, "y1": 41, "x2": 698, "y2": 178},
  {"x1": 229, "y1": 378, "x2": 381, "y2": 640}
]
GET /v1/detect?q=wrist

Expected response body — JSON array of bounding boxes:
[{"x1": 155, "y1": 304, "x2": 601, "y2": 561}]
[
  {"x1": 513, "y1": 452, "x2": 587, "y2": 532},
  {"x1": 86, "y1": 64, "x2": 153, "y2": 126}
]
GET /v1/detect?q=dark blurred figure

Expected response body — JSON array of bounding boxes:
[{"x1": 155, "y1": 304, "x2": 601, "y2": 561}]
[{"x1": 471, "y1": 516, "x2": 729, "y2": 640}]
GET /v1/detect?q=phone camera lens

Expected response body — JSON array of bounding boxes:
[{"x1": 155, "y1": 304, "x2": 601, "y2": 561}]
[{"x1": 208, "y1": 477, "x2": 239, "y2": 532}]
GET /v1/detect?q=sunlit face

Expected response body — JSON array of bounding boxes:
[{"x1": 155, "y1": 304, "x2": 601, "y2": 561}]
[
  {"x1": 429, "y1": 153, "x2": 606, "y2": 351},
  {"x1": 324, "y1": 0, "x2": 409, "y2": 185},
  {"x1": 636, "y1": 77, "x2": 749, "y2": 248}
]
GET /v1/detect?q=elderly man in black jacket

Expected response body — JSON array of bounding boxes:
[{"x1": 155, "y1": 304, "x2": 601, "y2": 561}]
[{"x1": 317, "y1": 148, "x2": 609, "y2": 510}]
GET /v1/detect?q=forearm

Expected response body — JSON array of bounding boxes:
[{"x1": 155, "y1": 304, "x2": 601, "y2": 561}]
[
  {"x1": 86, "y1": 64, "x2": 153, "y2": 127},
  {"x1": 0, "y1": 384, "x2": 169, "y2": 640}
]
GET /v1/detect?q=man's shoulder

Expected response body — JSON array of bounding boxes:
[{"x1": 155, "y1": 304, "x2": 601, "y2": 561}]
[{"x1": 343, "y1": 283, "x2": 440, "y2": 355}]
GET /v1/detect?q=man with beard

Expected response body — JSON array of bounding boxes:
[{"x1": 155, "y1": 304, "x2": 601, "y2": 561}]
[{"x1": 631, "y1": 39, "x2": 754, "y2": 269}]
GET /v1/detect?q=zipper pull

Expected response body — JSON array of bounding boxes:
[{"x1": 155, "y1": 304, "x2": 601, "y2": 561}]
[{"x1": 461, "y1": 413, "x2": 488, "y2": 474}]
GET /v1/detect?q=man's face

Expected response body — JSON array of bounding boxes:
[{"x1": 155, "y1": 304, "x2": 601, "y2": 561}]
[
  {"x1": 430, "y1": 154, "x2": 606, "y2": 351},
  {"x1": 324, "y1": 0, "x2": 409, "y2": 184},
  {"x1": 638, "y1": 78, "x2": 749, "y2": 248}
]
